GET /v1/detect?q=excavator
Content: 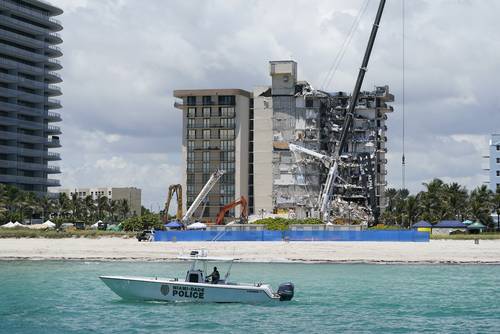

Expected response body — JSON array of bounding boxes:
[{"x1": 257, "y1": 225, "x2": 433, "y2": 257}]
[
  {"x1": 163, "y1": 184, "x2": 183, "y2": 222},
  {"x1": 215, "y1": 196, "x2": 248, "y2": 225}
]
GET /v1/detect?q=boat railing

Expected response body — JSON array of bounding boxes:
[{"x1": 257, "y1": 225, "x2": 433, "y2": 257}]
[{"x1": 211, "y1": 230, "x2": 227, "y2": 242}]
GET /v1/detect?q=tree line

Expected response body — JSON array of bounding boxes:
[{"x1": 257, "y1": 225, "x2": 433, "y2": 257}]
[
  {"x1": 382, "y1": 179, "x2": 500, "y2": 228},
  {"x1": 0, "y1": 184, "x2": 132, "y2": 224}
]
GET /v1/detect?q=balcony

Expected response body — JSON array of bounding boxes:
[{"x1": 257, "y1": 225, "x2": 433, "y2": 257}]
[
  {"x1": 47, "y1": 111, "x2": 61, "y2": 121},
  {"x1": 45, "y1": 71, "x2": 62, "y2": 83},
  {"x1": 0, "y1": 57, "x2": 44, "y2": 75},
  {"x1": 46, "y1": 151, "x2": 60, "y2": 160},
  {"x1": 0, "y1": 0, "x2": 63, "y2": 30},
  {"x1": 0, "y1": 174, "x2": 60, "y2": 186},
  {"x1": 0, "y1": 43, "x2": 47, "y2": 62},
  {"x1": 46, "y1": 58, "x2": 62, "y2": 70},
  {"x1": 0, "y1": 27, "x2": 45, "y2": 48},
  {"x1": 46, "y1": 97, "x2": 61, "y2": 109},
  {"x1": 45, "y1": 125, "x2": 61, "y2": 134},
  {"x1": 46, "y1": 137, "x2": 61, "y2": 148}
]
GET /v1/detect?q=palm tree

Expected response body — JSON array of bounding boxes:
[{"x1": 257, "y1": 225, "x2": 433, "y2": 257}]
[
  {"x1": 70, "y1": 193, "x2": 81, "y2": 220},
  {"x1": 445, "y1": 182, "x2": 469, "y2": 221},
  {"x1": 118, "y1": 199, "x2": 130, "y2": 220},
  {"x1": 83, "y1": 195, "x2": 95, "y2": 222},
  {"x1": 405, "y1": 195, "x2": 419, "y2": 227},
  {"x1": 96, "y1": 196, "x2": 109, "y2": 220},
  {"x1": 108, "y1": 200, "x2": 118, "y2": 222},
  {"x1": 469, "y1": 185, "x2": 493, "y2": 227},
  {"x1": 57, "y1": 192, "x2": 70, "y2": 219}
]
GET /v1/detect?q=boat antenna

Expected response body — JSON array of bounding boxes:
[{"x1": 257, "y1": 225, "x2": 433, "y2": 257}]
[{"x1": 401, "y1": 0, "x2": 406, "y2": 190}]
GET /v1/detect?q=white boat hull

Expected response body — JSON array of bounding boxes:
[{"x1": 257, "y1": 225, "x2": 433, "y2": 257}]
[{"x1": 100, "y1": 276, "x2": 282, "y2": 303}]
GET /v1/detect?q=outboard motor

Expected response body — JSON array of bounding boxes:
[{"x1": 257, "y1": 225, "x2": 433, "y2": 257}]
[{"x1": 277, "y1": 282, "x2": 294, "y2": 301}]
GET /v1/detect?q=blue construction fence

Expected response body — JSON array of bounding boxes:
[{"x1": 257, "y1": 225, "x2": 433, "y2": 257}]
[{"x1": 154, "y1": 230, "x2": 429, "y2": 242}]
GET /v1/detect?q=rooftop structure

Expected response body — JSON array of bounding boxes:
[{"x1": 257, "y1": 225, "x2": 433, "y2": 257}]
[{"x1": 0, "y1": 0, "x2": 63, "y2": 193}]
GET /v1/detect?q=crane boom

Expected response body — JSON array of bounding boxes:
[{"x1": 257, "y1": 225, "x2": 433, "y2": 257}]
[
  {"x1": 289, "y1": 144, "x2": 333, "y2": 167},
  {"x1": 336, "y1": 0, "x2": 386, "y2": 157},
  {"x1": 290, "y1": 0, "x2": 386, "y2": 222},
  {"x1": 181, "y1": 169, "x2": 225, "y2": 224}
]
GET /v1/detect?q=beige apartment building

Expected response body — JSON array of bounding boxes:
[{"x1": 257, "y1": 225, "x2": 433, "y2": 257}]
[
  {"x1": 59, "y1": 187, "x2": 141, "y2": 216},
  {"x1": 174, "y1": 89, "x2": 250, "y2": 223}
]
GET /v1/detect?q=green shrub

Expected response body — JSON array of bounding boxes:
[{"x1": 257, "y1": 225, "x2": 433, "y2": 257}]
[
  {"x1": 253, "y1": 217, "x2": 324, "y2": 230},
  {"x1": 121, "y1": 213, "x2": 163, "y2": 231}
]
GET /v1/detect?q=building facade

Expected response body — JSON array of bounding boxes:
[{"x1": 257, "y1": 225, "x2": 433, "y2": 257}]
[
  {"x1": 0, "y1": 0, "x2": 63, "y2": 193},
  {"x1": 253, "y1": 61, "x2": 393, "y2": 223},
  {"x1": 60, "y1": 187, "x2": 142, "y2": 216},
  {"x1": 174, "y1": 61, "x2": 394, "y2": 224},
  {"x1": 489, "y1": 134, "x2": 500, "y2": 192},
  {"x1": 174, "y1": 89, "x2": 250, "y2": 223}
]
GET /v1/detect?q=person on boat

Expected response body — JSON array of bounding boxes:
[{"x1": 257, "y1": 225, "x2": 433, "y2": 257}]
[{"x1": 206, "y1": 267, "x2": 220, "y2": 284}]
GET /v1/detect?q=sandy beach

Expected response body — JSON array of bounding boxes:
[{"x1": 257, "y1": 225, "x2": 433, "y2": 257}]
[{"x1": 0, "y1": 238, "x2": 499, "y2": 263}]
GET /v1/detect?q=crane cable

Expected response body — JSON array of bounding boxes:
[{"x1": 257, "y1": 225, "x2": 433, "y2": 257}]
[
  {"x1": 321, "y1": 0, "x2": 370, "y2": 91},
  {"x1": 401, "y1": 0, "x2": 406, "y2": 189}
]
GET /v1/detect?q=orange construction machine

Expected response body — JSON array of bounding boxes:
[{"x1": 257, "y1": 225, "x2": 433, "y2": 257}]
[{"x1": 215, "y1": 196, "x2": 248, "y2": 225}]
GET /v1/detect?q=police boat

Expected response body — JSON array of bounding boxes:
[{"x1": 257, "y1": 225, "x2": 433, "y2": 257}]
[{"x1": 99, "y1": 251, "x2": 294, "y2": 303}]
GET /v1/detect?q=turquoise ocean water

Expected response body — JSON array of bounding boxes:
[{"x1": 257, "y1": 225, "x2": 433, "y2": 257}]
[{"x1": 0, "y1": 261, "x2": 499, "y2": 333}]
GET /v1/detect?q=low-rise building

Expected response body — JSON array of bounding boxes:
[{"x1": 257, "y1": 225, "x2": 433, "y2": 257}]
[{"x1": 59, "y1": 187, "x2": 141, "y2": 216}]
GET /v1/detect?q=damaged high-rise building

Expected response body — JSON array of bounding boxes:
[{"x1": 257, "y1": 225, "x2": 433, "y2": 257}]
[{"x1": 175, "y1": 60, "x2": 394, "y2": 224}]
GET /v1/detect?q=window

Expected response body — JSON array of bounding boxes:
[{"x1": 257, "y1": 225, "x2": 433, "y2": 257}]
[
  {"x1": 202, "y1": 96, "x2": 212, "y2": 105},
  {"x1": 221, "y1": 151, "x2": 235, "y2": 161},
  {"x1": 187, "y1": 108, "x2": 196, "y2": 117},
  {"x1": 211, "y1": 108, "x2": 219, "y2": 117},
  {"x1": 497, "y1": 158, "x2": 500, "y2": 163},
  {"x1": 187, "y1": 162, "x2": 195, "y2": 172},
  {"x1": 187, "y1": 151, "x2": 194, "y2": 161},
  {"x1": 497, "y1": 170, "x2": 500, "y2": 176},
  {"x1": 188, "y1": 141, "x2": 195, "y2": 150},
  {"x1": 203, "y1": 140, "x2": 210, "y2": 149},
  {"x1": 203, "y1": 130, "x2": 210, "y2": 139},
  {"x1": 218, "y1": 95, "x2": 235, "y2": 105},
  {"x1": 203, "y1": 118, "x2": 210, "y2": 128},
  {"x1": 203, "y1": 107, "x2": 211, "y2": 117},
  {"x1": 211, "y1": 129, "x2": 219, "y2": 139},
  {"x1": 203, "y1": 151, "x2": 210, "y2": 161},
  {"x1": 497, "y1": 145, "x2": 500, "y2": 151},
  {"x1": 188, "y1": 130, "x2": 196, "y2": 139},
  {"x1": 220, "y1": 107, "x2": 235, "y2": 117},
  {"x1": 220, "y1": 129, "x2": 234, "y2": 139},
  {"x1": 221, "y1": 118, "x2": 235, "y2": 128},
  {"x1": 187, "y1": 96, "x2": 196, "y2": 106},
  {"x1": 187, "y1": 118, "x2": 195, "y2": 127},
  {"x1": 221, "y1": 140, "x2": 234, "y2": 151},
  {"x1": 305, "y1": 98, "x2": 314, "y2": 108},
  {"x1": 203, "y1": 162, "x2": 210, "y2": 173}
]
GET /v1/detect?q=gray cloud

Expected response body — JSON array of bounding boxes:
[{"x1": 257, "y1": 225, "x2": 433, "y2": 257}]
[{"x1": 50, "y1": 0, "x2": 499, "y2": 209}]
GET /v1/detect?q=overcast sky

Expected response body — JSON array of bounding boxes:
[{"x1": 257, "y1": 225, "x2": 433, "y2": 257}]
[{"x1": 49, "y1": 0, "x2": 500, "y2": 210}]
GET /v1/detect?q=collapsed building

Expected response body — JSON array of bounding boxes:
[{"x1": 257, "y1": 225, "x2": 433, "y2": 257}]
[
  {"x1": 174, "y1": 60, "x2": 394, "y2": 224},
  {"x1": 253, "y1": 61, "x2": 394, "y2": 223}
]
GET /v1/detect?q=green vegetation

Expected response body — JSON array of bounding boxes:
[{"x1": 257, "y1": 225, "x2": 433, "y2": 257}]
[
  {"x1": 121, "y1": 213, "x2": 163, "y2": 231},
  {"x1": 253, "y1": 217, "x2": 323, "y2": 230},
  {"x1": 0, "y1": 229, "x2": 134, "y2": 239},
  {"x1": 382, "y1": 179, "x2": 500, "y2": 229},
  {"x1": 0, "y1": 184, "x2": 133, "y2": 225},
  {"x1": 430, "y1": 233, "x2": 500, "y2": 240}
]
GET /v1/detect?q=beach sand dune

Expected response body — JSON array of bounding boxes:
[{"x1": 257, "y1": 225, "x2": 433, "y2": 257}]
[{"x1": 1, "y1": 238, "x2": 500, "y2": 264}]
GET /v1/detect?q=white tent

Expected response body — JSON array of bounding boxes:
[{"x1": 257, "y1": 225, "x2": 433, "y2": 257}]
[
  {"x1": 12, "y1": 222, "x2": 27, "y2": 228},
  {"x1": 41, "y1": 221, "x2": 56, "y2": 229},
  {"x1": 187, "y1": 222, "x2": 207, "y2": 230},
  {"x1": 29, "y1": 224, "x2": 47, "y2": 230},
  {"x1": 1, "y1": 222, "x2": 15, "y2": 228},
  {"x1": 90, "y1": 222, "x2": 99, "y2": 229},
  {"x1": 325, "y1": 222, "x2": 333, "y2": 226}
]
